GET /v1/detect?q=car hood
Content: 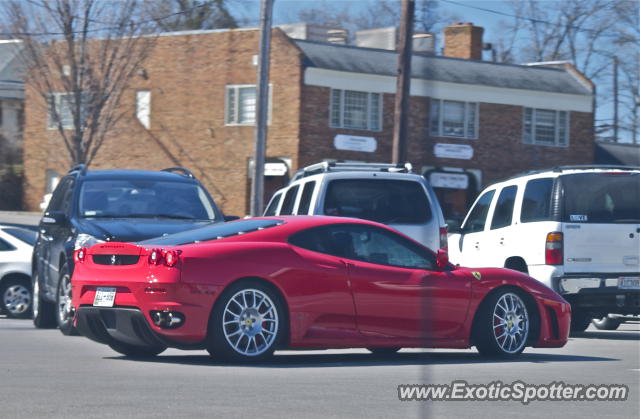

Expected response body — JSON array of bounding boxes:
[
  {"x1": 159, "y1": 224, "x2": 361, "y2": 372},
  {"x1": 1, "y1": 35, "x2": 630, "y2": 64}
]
[{"x1": 75, "y1": 218, "x2": 218, "y2": 242}]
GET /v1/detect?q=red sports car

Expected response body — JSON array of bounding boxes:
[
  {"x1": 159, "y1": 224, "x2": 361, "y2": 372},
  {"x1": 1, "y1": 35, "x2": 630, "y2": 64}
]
[{"x1": 71, "y1": 216, "x2": 570, "y2": 361}]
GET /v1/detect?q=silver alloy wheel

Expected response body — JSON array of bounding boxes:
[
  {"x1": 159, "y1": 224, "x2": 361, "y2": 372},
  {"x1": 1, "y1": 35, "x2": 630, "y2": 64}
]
[
  {"x1": 222, "y1": 288, "x2": 279, "y2": 357},
  {"x1": 3, "y1": 284, "x2": 31, "y2": 315},
  {"x1": 57, "y1": 272, "x2": 72, "y2": 324},
  {"x1": 33, "y1": 278, "x2": 40, "y2": 319},
  {"x1": 492, "y1": 292, "x2": 529, "y2": 354}
]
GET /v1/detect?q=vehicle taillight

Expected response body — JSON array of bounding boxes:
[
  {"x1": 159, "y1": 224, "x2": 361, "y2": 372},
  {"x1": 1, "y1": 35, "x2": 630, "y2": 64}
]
[
  {"x1": 545, "y1": 232, "x2": 563, "y2": 265},
  {"x1": 439, "y1": 227, "x2": 448, "y2": 250},
  {"x1": 74, "y1": 247, "x2": 87, "y2": 263},
  {"x1": 163, "y1": 250, "x2": 179, "y2": 267},
  {"x1": 148, "y1": 248, "x2": 180, "y2": 267}
]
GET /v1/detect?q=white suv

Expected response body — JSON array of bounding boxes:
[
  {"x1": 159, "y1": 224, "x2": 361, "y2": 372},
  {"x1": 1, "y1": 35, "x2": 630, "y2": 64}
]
[
  {"x1": 264, "y1": 162, "x2": 447, "y2": 252},
  {"x1": 448, "y1": 165, "x2": 640, "y2": 332}
]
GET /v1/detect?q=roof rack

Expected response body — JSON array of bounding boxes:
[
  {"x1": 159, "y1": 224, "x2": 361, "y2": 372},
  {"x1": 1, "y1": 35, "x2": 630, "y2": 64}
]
[
  {"x1": 291, "y1": 161, "x2": 413, "y2": 182},
  {"x1": 68, "y1": 164, "x2": 87, "y2": 175},
  {"x1": 505, "y1": 164, "x2": 640, "y2": 181},
  {"x1": 161, "y1": 167, "x2": 195, "y2": 178}
]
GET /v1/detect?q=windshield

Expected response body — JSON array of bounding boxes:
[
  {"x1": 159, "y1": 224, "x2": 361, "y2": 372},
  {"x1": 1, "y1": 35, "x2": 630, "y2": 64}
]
[
  {"x1": 561, "y1": 172, "x2": 640, "y2": 223},
  {"x1": 79, "y1": 180, "x2": 216, "y2": 220},
  {"x1": 139, "y1": 219, "x2": 283, "y2": 246},
  {"x1": 323, "y1": 179, "x2": 431, "y2": 224}
]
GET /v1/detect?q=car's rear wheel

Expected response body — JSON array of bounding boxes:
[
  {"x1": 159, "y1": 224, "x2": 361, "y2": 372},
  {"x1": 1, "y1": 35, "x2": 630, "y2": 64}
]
[
  {"x1": 474, "y1": 290, "x2": 530, "y2": 357},
  {"x1": 108, "y1": 341, "x2": 166, "y2": 358},
  {"x1": 1, "y1": 277, "x2": 32, "y2": 319},
  {"x1": 206, "y1": 281, "x2": 285, "y2": 362},
  {"x1": 591, "y1": 316, "x2": 622, "y2": 330},
  {"x1": 570, "y1": 310, "x2": 592, "y2": 333},
  {"x1": 32, "y1": 273, "x2": 57, "y2": 328},
  {"x1": 56, "y1": 264, "x2": 78, "y2": 336},
  {"x1": 367, "y1": 347, "x2": 401, "y2": 356}
]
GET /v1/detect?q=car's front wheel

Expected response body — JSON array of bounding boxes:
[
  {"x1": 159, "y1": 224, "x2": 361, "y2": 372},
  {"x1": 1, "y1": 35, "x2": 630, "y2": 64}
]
[
  {"x1": 570, "y1": 310, "x2": 592, "y2": 333},
  {"x1": 206, "y1": 281, "x2": 285, "y2": 362},
  {"x1": 56, "y1": 264, "x2": 77, "y2": 335},
  {"x1": 591, "y1": 315, "x2": 622, "y2": 330},
  {"x1": 1, "y1": 277, "x2": 32, "y2": 319},
  {"x1": 32, "y1": 273, "x2": 57, "y2": 328},
  {"x1": 474, "y1": 290, "x2": 530, "y2": 357}
]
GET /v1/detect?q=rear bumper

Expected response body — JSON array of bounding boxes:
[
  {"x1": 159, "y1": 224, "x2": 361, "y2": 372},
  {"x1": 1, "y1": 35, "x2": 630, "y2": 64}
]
[
  {"x1": 562, "y1": 288, "x2": 640, "y2": 316},
  {"x1": 75, "y1": 306, "x2": 205, "y2": 350}
]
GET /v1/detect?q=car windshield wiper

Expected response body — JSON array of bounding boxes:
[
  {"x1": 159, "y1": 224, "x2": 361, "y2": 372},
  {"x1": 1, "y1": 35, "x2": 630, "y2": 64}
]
[{"x1": 83, "y1": 213, "x2": 202, "y2": 220}]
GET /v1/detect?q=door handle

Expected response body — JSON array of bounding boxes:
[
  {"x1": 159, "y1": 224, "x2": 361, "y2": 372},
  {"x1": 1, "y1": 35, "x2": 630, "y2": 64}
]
[
  {"x1": 499, "y1": 237, "x2": 504, "y2": 245},
  {"x1": 474, "y1": 242, "x2": 479, "y2": 249}
]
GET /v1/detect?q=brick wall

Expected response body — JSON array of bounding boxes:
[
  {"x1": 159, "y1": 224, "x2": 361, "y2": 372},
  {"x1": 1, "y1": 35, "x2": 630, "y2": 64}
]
[
  {"x1": 22, "y1": 29, "x2": 304, "y2": 215},
  {"x1": 299, "y1": 86, "x2": 594, "y2": 188}
]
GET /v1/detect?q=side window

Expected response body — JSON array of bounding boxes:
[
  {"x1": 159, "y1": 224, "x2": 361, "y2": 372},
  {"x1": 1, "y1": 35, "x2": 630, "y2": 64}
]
[
  {"x1": 521, "y1": 178, "x2": 553, "y2": 222},
  {"x1": 491, "y1": 186, "x2": 517, "y2": 230},
  {"x1": 462, "y1": 190, "x2": 495, "y2": 233},
  {"x1": 0, "y1": 238, "x2": 15, "y2": 251},
  {"x1": 296, "y1": 181, "x2": 316, "y2": 215},
  {"x1": 289, "y1": 224, "x2": 435, "y2": 270},
  {"x1": 264, "y1": 192, "x2": 282, "y2": 216},
  {"x1": 46, "y1": 177, "x2": 72, "y2": 212},
  {"x1": 60, "y1": 177, "x2": 76, "y2": 214},
  {"x1": 344, "y1": 225, "x2": 434, "y2": 269},
  {"x1": 279, "y1": 185, "x2": 299, "y2": 216}
]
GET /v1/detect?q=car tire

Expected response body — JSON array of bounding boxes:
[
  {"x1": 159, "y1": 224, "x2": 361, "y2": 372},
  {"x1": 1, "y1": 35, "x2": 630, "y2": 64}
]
[
  {"x1": 206, "y1": 280, "x2": 286, "y2": 363},
  {"x1": 32, "y1": 273, "x2": 57, "y2": 329},
  {"x1": 570, "y1": 311, "x2": 592, "y2": 333},
  {"x1": 56, "y1": 263, "x2": 78, "y2": 336},
  {"x1": 591, "y1": 316, "x2": 622, "y2": 331},
  {"x1": 1, "y1": 277, "x2": 33, "y2": 319},
  {"x1": 108, "y1": 341, "x2": 166, "y2": 358},
  {"x1": 474, "y1": 289, "x2": 530, "y2": 357},
  {"x1": 367, "y1": 347, "x2": 401, "y2": 356}
]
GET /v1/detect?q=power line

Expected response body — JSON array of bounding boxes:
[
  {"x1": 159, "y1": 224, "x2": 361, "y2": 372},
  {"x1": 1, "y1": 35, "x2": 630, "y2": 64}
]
[
  {"x1": 0, "y1": 0, "x2": 219, "y2": 37},
  {"x1": 441, "y1": 0, "x2": 622, "y2": 39}
]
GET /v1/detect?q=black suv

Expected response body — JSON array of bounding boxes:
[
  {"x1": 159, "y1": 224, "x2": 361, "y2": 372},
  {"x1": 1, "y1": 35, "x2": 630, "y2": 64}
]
[{"x1": 32, "y1": 165, "x2": 226, "y2": 334}]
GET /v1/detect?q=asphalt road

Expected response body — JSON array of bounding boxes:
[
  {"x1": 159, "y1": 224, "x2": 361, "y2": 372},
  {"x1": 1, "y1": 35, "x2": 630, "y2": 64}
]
[{"x1": 0, "y1": 317, "x2": 637, "y2": 419}]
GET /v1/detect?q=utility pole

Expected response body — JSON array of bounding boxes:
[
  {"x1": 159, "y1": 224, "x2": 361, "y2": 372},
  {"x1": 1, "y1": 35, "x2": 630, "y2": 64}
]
[
  {"x1": 613, "y1": 55, "x2": 619, "y2": 142},
  {"x1": 250, "y1": 0, "x2": 274, "y2": 217},
  {"x1": 391, "y1": 0, "x2": 415, "y2": 164}
]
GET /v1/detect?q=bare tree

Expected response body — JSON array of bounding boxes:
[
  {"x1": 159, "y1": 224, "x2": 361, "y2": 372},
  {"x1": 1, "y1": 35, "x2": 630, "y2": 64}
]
[
  {"x1": 143, "y1": 0, "x2": 238, "y2": 32},
  {"x1": 3, "y1": 0, "x2": 155, "y2": 165}
]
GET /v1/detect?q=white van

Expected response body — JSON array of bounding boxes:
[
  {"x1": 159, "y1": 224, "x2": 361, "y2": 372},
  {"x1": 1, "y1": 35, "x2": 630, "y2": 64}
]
[
  {"x1": 264, "y1": 162, "x2": 447, "y2": 252},
  {"x1": 448, "y1": 165, "x2": 640, "y2": 331}
]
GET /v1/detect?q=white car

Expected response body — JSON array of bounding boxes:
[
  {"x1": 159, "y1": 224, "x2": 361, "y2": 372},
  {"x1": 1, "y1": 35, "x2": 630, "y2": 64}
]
[
  {"x1": 264, "y1": 162, "x2": 447, "y2": 252},
  {"x1": 0, "y1": 225, "x2": 36, "y2": 318},
  {"x1": 448, "y1": 165, "x2": 640, "y2": 332}
]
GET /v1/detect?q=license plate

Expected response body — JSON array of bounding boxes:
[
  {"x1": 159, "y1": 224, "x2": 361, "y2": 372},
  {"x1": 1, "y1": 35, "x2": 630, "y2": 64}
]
[
  {"x1": 93, "y1": 287, "x2": 117, "y2": 307},
  {"x1": 618, "y1": 277, "x2": 640, "y2": 290}
]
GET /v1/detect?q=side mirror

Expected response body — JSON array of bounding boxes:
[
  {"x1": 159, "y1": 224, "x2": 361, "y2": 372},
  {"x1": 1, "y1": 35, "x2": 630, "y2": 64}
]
[
  {"x1": 436, "y1": 249, "x2": 449, "y2": 269},
  {"x1": 223, "y1": 215, "x2": 240, "y2": 222},
  {"x1": 42, "y1": 211, "x2": 67, "y2": 226}
]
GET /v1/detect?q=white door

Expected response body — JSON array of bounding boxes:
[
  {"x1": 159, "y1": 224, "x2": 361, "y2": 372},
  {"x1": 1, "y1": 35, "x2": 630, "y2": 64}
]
[{"x1": 453, "y1": 189, "x2": 496, "y2": 267}]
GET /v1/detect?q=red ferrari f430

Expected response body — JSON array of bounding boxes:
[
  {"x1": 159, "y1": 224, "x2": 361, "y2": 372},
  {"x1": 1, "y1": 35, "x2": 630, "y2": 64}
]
[{"x1": 71, "y1": 217, "x2": 570, "y2": 361}]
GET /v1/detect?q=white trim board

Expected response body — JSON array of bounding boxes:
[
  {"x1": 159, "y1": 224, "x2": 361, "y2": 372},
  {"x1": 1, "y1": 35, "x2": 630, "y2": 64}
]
[{"x1": 304, "y1": 68, "x2": 593, "y2": 113}]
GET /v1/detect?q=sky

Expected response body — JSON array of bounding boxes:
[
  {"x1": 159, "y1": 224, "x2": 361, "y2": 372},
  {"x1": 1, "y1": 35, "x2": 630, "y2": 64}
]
[{"x1": 233, "y1": 0, "x2": 630, "y2": 142}]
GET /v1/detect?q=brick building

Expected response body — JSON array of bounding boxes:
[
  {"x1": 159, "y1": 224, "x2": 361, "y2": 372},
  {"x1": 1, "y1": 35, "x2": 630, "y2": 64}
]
[{"x1": 22, "y1": 23, "x2": 595, "y2": 218}]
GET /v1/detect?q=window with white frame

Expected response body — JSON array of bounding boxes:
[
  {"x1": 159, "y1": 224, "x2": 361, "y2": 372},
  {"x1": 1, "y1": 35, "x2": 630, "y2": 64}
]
[
  {"x1": 48, "y1": 92, "x2": 88, "y2": 130},
  {"x1": 330, "y1": 89, "x2": 381, "y2": 131},
  {"x1": 430, "y1": 99, "x2": 478, "y2": 139},
  {"x1": 225, "y1": 84, "x2": 271, "y2": 125},
  {"x1": 523, "y1": 108, "x2": 569, "y2": 146},
  {"x1": 136, "y1": 90, "x2": 151, "y2": 129}
]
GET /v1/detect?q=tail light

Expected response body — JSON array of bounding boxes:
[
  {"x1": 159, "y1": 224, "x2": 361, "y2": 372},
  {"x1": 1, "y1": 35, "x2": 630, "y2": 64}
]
[
  {"x1": 148, "y1": 248, "x2": 181, "y2": 267},
  {"x1": 439, "y1": 227, "x2": 448, "y2": 250},
  {"x1": 74, "y1": 247, "x2": 87, "y2": 263},
  {"x1": 545, "y1": 232, "x2": 563, "y2": 265}
]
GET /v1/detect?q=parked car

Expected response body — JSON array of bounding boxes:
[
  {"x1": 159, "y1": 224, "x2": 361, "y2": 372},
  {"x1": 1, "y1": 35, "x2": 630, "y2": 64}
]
[
  {"x1": 448, "y1": 165, "x2": 640, "y2": 332},
  {"x1": 72, "y1": 216, "x2": 570, "y2": 361},
  {"x1": 32, "y1": 165, "x2": 227, "y2": 335},
  {"x1": 264, "y1": 162, "x2": 447, "y2": 252},
  {"x1": 0, "y1": 225, "x2": 37, "y2": 318}
]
